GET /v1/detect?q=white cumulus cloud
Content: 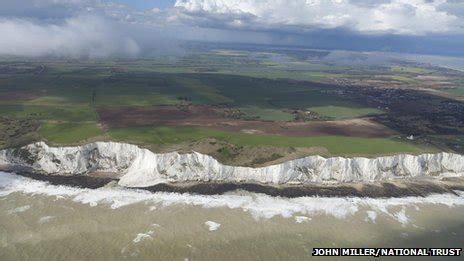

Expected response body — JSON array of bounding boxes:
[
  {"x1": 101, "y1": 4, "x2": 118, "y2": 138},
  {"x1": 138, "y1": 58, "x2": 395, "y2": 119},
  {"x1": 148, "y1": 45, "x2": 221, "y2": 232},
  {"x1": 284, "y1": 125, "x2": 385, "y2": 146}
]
[
  {"x1": 174, "y1": 0, "x2": 463, "y2": 35},
  {"x1": 0, "y1": 0, "x2": 463, "y2": 57}
]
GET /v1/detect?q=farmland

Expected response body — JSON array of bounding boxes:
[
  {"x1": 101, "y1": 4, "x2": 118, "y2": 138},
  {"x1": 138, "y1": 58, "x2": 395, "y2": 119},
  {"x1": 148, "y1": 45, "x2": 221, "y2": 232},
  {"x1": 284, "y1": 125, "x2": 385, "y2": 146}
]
[
  {"x1": 1, "y1": 44, "x2": 463, "y2": 165},
  {"x1": 108, "y1": 126, "x2": 425, "y2": 156}
]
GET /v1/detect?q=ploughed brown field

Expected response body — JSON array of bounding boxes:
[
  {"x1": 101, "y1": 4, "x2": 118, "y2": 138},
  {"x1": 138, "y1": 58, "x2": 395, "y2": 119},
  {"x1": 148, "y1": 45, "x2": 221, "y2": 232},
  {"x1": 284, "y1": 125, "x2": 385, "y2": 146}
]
[{"x1": 97, "y1": 105, "x2": 397, "y2": 138}]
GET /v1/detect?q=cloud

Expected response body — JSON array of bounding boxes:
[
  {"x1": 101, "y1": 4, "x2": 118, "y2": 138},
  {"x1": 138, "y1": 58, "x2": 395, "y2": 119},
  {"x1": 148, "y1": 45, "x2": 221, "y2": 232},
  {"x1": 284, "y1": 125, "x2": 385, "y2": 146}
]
[
  {"x1": 0, "y1": 0, "x2": 181, "y2": 58},
  {"x1": 0, "y1": 15, "x2": 140, "y2": 58},
  {"x1": 0, "y1": 0, "x2": 97, "y2": 19},
  {"x1": 0, "y1": 0, "x2": 273, "y2": 58},
  {"x1": 174, "y1": 0, "x2": 463, "y2": 35},
  {"x1": 0, "y1": 0, "x2": 463, "y2": 58}
]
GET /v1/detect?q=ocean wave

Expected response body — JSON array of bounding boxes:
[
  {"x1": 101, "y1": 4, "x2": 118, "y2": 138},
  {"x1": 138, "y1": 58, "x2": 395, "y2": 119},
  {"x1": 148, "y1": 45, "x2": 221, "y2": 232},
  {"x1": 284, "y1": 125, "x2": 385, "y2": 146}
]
[
  {"x1": 1, "y1": 171, "x2": 464, "y2": 223},
  {"x1": 205, "y1": 221, "x2": 221, "y2": 231}
]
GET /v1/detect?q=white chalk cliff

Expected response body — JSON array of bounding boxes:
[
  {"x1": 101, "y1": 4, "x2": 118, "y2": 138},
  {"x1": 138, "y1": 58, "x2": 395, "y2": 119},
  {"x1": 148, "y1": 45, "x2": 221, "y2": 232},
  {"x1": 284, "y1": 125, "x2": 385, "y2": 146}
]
[{"x1": 0, "y1": 142, "x2": 463, "y2": 187}]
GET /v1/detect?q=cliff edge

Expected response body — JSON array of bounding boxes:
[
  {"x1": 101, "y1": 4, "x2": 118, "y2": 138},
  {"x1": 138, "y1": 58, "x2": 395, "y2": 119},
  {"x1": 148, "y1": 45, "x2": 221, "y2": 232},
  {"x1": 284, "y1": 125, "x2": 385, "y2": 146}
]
[{"x1": 1, "y1": 142, "x2": 463, "y2": 188}]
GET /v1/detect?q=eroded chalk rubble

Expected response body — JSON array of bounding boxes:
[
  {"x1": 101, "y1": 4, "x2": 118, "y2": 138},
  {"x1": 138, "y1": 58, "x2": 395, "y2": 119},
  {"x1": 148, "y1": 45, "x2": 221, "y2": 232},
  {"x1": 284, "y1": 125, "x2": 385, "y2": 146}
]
[{"x1": 0, "y1": 142, "x2": 463, "y2": 188}]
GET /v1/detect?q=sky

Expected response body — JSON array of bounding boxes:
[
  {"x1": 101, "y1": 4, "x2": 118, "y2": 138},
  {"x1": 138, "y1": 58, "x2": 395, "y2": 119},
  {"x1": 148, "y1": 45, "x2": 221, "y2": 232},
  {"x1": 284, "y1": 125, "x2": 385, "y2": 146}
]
[
  {"x1": 0, "y1": 0, "x2": 463, "y2": 58},
  {"x1": 113, "y1": 0, "x2": 175, "y2": 10}
]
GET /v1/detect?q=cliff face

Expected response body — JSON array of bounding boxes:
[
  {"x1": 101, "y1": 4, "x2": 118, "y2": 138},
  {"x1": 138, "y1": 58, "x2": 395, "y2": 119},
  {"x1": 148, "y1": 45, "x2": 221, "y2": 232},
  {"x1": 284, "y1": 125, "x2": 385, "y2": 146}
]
[{"x1": 1, "y1": 142, "x2": 463, "y2": 188}]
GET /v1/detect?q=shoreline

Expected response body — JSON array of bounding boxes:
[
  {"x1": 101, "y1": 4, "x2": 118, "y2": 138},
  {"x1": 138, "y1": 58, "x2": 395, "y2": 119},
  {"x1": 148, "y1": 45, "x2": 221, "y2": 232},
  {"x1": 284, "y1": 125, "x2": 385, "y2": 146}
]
[
  {"x1": 2, "y1": 141, "x2": 464, "y2": 198},
  {"x1": 2, "y1": 142, "x2": 464, "y2": 187},
  {"x1": 8, "y1": 171, "x2": 464, "y2": 198}
]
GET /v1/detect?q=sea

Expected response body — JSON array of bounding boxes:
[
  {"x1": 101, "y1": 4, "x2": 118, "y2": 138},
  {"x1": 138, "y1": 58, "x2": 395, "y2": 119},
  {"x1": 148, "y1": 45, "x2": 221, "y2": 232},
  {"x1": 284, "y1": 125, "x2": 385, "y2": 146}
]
[{"x1": 1, "y1": 171, "x2": 463, "y2": 260}]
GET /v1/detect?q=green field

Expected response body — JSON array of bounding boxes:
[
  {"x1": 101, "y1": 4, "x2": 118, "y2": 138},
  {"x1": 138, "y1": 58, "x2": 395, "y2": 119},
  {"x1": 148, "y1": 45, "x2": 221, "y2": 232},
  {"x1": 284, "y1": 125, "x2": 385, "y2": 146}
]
[
  {"x1": 174, "y1": 77, "x2": 234, "y2": 104},
  {"x1": 0, "y1": 104, "x2": 97, "y2": 121},
  {"x1": 94, "y1": 93, "x2": 180, "y2": 107},
  {"x1": 1, "y1": 47, "x2": 460, "y2": 159},
  {"x1": 391, "y1": 66, "x2": 432, "y2": 74},
  {"x1": 380, "y1": 74, "x2": 417, "y2": 83},
  {"x1": 444, "y1": 86, "x2": 464, "y2": 96},
  {"x1": 238, "y1": 106, "x2": 294, "y2": 121},
  {"x1": 308, "y1": 105, "x2": 384, "y2": 119},
  {"x1": 39, "y1": 122, "x2": 103, "y2": 144},
  {"x1": 108, "y1": 126, "x2": 426, "y2": 156}
]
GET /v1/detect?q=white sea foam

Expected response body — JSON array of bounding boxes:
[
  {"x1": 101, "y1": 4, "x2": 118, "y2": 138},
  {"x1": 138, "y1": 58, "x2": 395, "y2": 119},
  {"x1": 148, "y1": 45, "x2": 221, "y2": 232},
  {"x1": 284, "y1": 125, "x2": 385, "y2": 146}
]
[
  {"x1": 1, "y1": 172, "x2": 464, "y2": 223},
  {"x1": 205, "y1": 221, "x2": 221, "y2": 231},
  {"x1": 38, "y1": 216, "x2": 55, "y2": 224},
  {"x1": 365, "y1": 211, "x2": 377, "y2": 223},
  {"x1": 395, "y1": 207, "x2": 409, "y2": 225},
  {"x1": 294, "y1": 216, "x2": 311, "y2": 223},
  {"x1": 133, "y1": 232, "x2": 153, "y2": 244},
  {"x1": 7, "y1": 205, "x2": 31, "y2": 215}
]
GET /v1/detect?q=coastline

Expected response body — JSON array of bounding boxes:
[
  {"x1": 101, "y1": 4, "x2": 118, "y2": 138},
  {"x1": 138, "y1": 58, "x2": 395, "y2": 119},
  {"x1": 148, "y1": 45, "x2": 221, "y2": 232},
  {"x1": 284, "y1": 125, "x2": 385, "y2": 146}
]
[
  {"x1": 2, "y1": 141, "x2": 464, "y2": 198},
  {"x1": 7, "y1": 170, "x2": 464, "y2": 198},
  {"x1": 2, "y1": 142, "x2": 464, "y2": 188}
]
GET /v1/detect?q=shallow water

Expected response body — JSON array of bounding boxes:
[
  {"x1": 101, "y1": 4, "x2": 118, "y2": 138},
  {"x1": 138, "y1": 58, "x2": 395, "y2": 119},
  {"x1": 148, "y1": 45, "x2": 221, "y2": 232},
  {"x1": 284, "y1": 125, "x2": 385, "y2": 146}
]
[{"x1": 1, "y1": 172, "x2": 464, "y2": 260}]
